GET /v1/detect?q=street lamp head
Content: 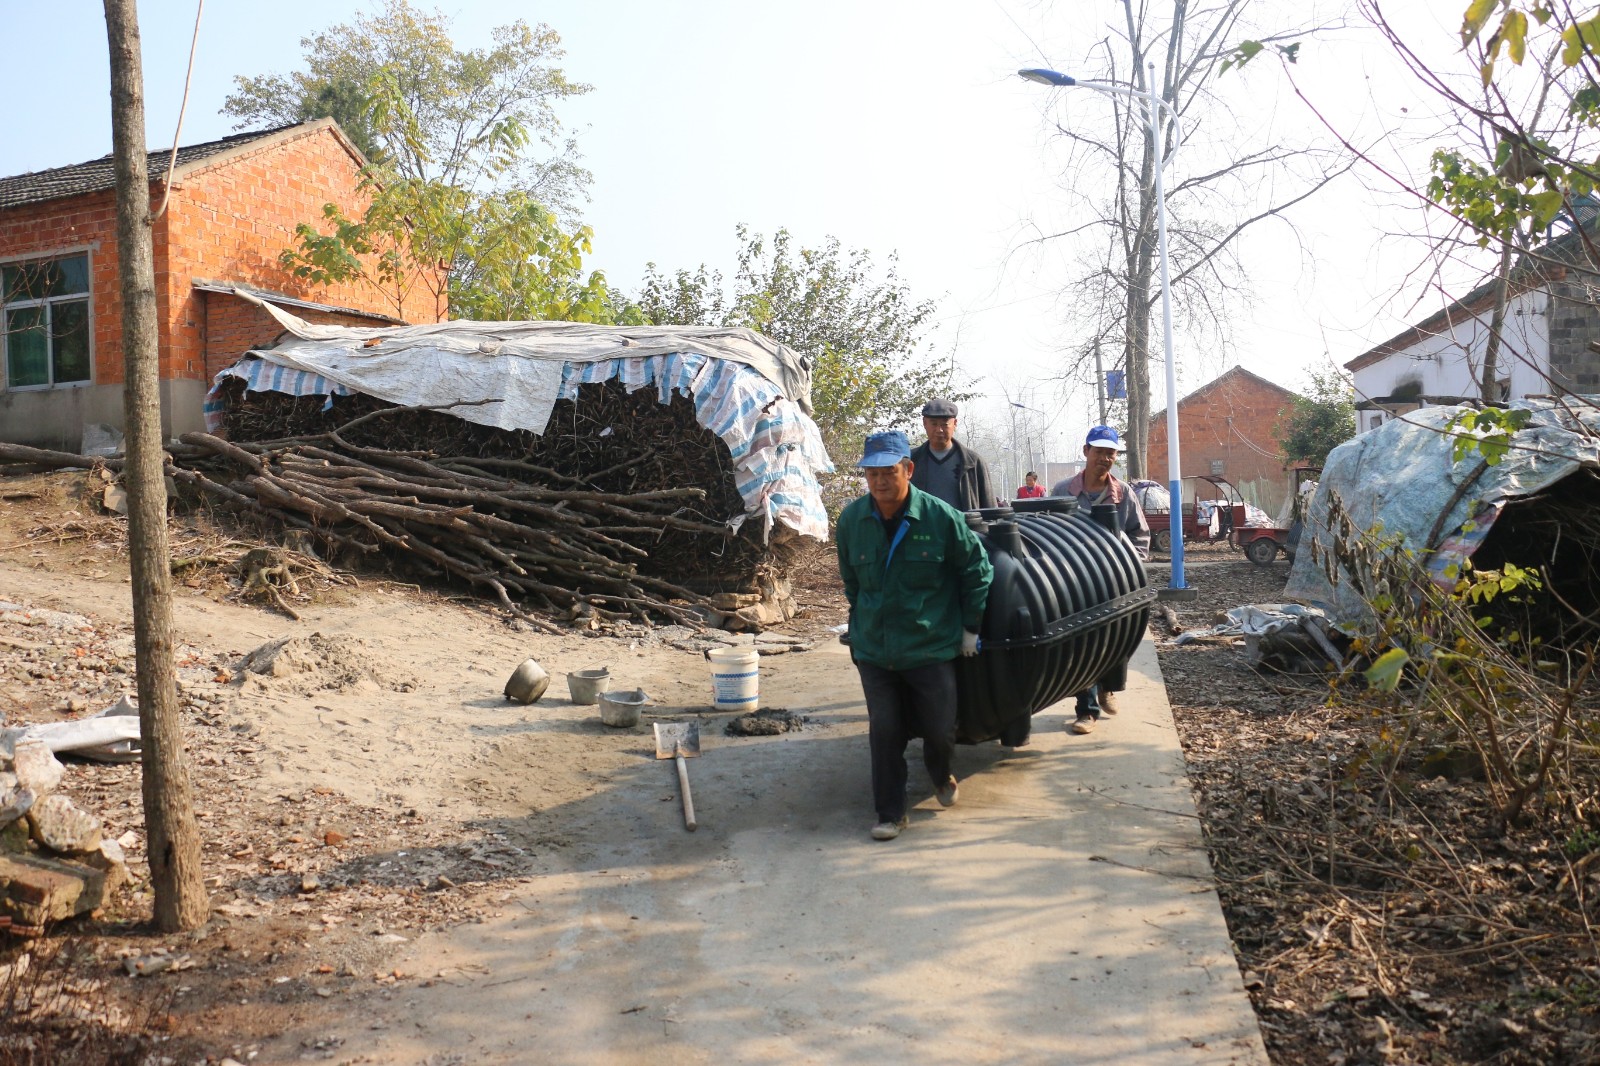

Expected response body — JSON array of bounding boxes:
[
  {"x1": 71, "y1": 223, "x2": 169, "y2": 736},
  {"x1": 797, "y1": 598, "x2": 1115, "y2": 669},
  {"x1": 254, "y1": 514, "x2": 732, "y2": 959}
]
[{"x1": 1017, "y1": 68, "x2": 1075, "y2": 87}]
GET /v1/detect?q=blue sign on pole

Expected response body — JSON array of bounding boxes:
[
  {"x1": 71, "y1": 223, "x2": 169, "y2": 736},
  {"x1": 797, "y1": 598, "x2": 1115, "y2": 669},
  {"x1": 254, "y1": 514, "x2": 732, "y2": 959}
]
[{"x1": 1106, "y1": 370, "x2": 1127, "y2": 400}]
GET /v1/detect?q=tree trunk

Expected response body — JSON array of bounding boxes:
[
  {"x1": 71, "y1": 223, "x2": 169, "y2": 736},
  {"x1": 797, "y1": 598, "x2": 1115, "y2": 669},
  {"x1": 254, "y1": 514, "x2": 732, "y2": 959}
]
[
  {"x1": 1051, "y1": 0, "x2": 1346, "y2": 482},
  {"x1": 1124, "y1": 150, "x2": 1159, "y2": 482},
  {"x1": 103, "y1": 0, "x2": 209, "y2": 932},
  {"x1": 1480, "y1": 238, "x2": 1514, "y2": 404},
  {"x1": 1123, "y1": 262, "x2": 1153, "y2": 480}
]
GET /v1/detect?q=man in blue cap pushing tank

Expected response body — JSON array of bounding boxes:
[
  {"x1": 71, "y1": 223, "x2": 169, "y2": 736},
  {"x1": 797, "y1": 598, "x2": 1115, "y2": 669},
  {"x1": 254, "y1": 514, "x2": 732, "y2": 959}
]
[
  {"x1": 836, "y1": 429, "x2": 994, "y2": 841},
  {"x1": 1050, "y1": 424, "x2": 1150, "y2": 734}
]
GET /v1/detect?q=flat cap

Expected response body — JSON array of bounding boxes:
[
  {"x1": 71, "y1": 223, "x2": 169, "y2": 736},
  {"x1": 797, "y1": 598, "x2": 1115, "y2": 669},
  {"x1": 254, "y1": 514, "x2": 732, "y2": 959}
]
[{"x1": 921, "y1": 397, "x2": 958, "y2": 418}]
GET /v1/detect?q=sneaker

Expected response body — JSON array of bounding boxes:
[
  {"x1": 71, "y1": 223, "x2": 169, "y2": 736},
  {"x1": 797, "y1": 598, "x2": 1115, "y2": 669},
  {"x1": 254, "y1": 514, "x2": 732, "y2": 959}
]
[
  {"x1": 1100, "y1": 691, "x2": 1119, "y2": 716},
  {"x1": 871, "y1": 816, "x2": 909, "y2": 841},
  {"x1": 1070, "y1": 716, "x2": 1098, "y2": 735},
  {"x1": 935, "y1": 777, "x2": 959, "y2": 807}
]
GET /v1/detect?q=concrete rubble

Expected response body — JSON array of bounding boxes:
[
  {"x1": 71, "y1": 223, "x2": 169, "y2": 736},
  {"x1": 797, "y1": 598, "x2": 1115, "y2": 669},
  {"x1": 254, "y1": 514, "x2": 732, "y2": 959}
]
[
  {"x1": 26, "y1": 794, "x2": 104, "y2": 854},
  {"x1": 11, "y1": 739, "x2": 64, "y2": 794},
  {"x1": 0, "y1": 710, "x2": 129, "y2": 935}
]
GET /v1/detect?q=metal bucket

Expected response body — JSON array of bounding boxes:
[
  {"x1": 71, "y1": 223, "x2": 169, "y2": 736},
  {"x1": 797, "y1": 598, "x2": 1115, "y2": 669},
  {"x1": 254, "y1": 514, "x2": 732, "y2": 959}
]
[
  {"x1": 566, "y1": 668, "x2": 611, "y2": 705},
  {"x1": 598, "y1": 688, "x2": 649, "y2": 728},
  {"x1": 504, "y1": 658, "x2": 550, "y2": 704}
]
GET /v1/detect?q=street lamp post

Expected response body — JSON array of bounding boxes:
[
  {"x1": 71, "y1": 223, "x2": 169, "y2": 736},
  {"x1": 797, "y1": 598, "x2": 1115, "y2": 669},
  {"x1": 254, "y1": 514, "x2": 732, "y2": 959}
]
[
  {"x1": 1009, "y1": 399, "x2": 1041, "y2": 495},
  {"x1": 1018, "y1": 64, "x2": 1195, "y2": 600}
]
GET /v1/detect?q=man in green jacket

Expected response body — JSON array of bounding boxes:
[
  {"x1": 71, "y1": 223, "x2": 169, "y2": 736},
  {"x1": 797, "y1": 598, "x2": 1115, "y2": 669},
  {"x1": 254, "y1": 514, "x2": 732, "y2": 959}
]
[{"x1": 837, "y1": 430, "x2": 994, "y2": 841}]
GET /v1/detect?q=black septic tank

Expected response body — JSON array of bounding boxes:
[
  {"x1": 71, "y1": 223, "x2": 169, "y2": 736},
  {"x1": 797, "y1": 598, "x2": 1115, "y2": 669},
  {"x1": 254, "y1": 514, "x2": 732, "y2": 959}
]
[{"x1": 953, "y1": 496, "x2": 1154, "y2": 745}]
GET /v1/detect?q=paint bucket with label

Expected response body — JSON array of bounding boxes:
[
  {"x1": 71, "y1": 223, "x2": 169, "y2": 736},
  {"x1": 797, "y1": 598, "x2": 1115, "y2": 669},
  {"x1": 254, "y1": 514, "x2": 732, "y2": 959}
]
[{"x1": 706, "y1": 647, "x2": 759, "y2": 711}]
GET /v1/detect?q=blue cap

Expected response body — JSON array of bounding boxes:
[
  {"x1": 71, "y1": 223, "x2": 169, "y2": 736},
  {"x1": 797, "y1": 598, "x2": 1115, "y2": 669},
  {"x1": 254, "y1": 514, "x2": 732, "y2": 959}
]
[
  {"x1": 1085, "y1": 425, "x2": 1127, "y2": 451},
  {"x1": 858, "y1": 430, "x2": 912, "y2": 468}
]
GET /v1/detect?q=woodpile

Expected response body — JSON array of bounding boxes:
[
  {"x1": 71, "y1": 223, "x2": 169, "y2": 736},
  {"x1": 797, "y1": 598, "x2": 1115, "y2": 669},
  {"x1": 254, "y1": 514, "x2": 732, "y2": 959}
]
[{"x1": 0, "y1": 380, "x2": 814, "y2": 630}]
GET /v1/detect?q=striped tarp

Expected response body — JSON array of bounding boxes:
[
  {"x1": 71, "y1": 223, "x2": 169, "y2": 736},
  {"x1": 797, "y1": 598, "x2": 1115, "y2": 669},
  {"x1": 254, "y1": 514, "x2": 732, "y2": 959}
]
[{"x1": 206, "y1": 352, "x2": 833, "y2": 541}]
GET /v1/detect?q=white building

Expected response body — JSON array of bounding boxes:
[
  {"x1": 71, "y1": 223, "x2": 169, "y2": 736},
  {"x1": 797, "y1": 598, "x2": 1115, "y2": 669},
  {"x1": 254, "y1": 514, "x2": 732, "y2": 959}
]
[
  {"x1": 1346, "y1": 219, "x2": 1600, "y2": 434},
  {"x1": 1346, "y1": 284, "x2": 1550, "y2": 434}
]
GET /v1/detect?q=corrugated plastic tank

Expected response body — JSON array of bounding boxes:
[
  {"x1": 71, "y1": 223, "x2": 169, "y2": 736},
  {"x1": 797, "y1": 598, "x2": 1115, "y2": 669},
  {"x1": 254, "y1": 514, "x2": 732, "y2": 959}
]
[{"x1": 953, "y1": 497, "x2": 1154, "y2": 745}]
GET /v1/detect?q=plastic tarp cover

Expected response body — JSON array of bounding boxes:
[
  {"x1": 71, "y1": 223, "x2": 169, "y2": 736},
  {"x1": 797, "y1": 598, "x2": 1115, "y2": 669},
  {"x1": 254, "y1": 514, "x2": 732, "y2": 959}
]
[
  {"x1": 202, "y1": 297, "x2": 835, "y2": 541},
  {"x1": 1237, "y1": 502, "x2": 1274, "y2": 528},
  {"x1": 237, "y1": 291, "x2": 814, "y2": 415},
  {"x1": 1284, "y1": 398, "x2": 1600, "y2": 625},
  {"x1": 1132, "y1": 480, "x2": 1170, "y2": 514},
  {"x1": 1172, "y1": 603, "x2": 1326, "y2": 643}
]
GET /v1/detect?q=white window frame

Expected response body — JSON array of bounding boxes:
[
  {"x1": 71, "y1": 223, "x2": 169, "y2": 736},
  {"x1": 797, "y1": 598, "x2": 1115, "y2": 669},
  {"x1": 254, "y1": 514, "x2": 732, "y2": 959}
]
[{"x1": 2, "y1": 249, "x2": 94, "y2": 392}]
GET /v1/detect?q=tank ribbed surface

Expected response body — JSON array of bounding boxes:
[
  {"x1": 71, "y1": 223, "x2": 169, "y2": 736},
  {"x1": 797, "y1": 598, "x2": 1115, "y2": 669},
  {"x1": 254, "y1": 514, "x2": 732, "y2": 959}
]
[{"x1": 953, "y1": 500, "x2": 1154, "y2": 744}]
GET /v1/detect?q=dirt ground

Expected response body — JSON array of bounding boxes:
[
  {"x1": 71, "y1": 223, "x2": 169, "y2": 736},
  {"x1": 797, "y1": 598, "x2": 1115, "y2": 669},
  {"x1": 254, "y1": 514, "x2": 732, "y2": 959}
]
[
  {"x1": 0, "y1": 468, "x2": 847, "y2": 1063},
  {"x1": 1151, "y1": 544, "x2": 1600, "y2": 1065},
  {"x1": 2, "y1": 475, "x2": 1596, "y2": 1063}
]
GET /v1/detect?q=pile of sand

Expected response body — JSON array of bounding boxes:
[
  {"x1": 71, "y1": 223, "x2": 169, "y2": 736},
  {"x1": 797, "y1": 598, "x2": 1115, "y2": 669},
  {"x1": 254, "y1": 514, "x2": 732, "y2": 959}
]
[{"x1": 236, "y1": 633, "x2": 415, "y2": 696}]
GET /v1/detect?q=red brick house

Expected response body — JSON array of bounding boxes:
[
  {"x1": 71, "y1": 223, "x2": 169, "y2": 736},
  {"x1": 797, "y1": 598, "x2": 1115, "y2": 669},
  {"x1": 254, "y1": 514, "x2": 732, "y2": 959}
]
[
  {"x1": 0, "y1": 119, "x2": 443, "y2": 450},
  {"x1": 1145, "y1": 366, "x2": 1302, "y2": 516}
]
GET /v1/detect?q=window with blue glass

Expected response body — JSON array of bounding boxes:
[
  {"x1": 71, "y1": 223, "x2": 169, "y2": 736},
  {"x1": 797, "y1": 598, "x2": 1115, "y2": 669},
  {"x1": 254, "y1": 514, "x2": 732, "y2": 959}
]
[{"x1": 3, "y1": 254, "x2": 91, "y2": 389}]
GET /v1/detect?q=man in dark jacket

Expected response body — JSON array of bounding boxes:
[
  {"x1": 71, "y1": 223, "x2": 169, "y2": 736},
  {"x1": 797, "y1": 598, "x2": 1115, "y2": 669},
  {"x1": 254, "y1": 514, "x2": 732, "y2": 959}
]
[
  {"x1": 837, "y1": 430, "x2": 993, "y2": 841},
  {"x1": 909, "y1": 397, "x2": 997, "y2": 512}
]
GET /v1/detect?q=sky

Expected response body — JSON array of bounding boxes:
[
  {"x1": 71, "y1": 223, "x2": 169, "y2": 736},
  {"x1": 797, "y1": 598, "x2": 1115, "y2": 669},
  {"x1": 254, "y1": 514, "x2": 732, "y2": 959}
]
[{"x1": 0, "y1": 0, "x2": 1488, "y2": 471}]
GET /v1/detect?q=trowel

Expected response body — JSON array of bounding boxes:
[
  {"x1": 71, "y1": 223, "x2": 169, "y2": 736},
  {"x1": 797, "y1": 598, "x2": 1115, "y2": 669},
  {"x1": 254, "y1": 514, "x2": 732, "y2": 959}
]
[{"x1": 653, "y1": 721, "x2": 701, "y2": 832}]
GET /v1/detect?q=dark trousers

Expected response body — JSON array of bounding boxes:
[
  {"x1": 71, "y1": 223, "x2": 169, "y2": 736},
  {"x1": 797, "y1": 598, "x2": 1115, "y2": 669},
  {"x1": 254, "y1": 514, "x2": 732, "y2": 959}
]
[
  {"x1": 855, "y1": 659, "x2": 958, "y2": 822},
  {"x1": 1075, "y1": 685, "x2": 1101, "y2": 718}
]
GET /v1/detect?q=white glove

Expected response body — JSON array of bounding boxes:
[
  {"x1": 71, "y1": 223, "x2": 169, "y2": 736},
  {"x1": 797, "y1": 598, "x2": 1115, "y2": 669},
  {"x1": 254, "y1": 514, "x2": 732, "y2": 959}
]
[{"x1": 961, "y1": 630, "x2": 981, "y2": 657}]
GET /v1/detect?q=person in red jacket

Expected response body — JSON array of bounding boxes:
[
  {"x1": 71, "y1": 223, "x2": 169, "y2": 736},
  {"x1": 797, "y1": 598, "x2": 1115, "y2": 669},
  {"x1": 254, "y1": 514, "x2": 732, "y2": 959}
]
[{"x1": 1015, "y1": 471, "x2": 1045, "y2": 499}]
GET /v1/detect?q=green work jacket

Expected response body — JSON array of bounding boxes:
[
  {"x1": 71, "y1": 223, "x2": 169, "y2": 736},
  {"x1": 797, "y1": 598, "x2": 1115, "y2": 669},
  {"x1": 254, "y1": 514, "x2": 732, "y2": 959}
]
[{"x1": 836, "y1": 485, "x2": 994, "y2": 671}]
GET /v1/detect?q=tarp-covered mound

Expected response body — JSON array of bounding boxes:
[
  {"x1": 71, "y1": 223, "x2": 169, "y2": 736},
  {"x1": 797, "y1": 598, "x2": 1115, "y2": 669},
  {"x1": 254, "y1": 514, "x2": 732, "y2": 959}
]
[
  {"x1": 196, "y1": 298, "x2": 840, "y2": 625},
  {"x1": 1286, "y1": 397, "x2": 1600, "y2": 630},
  {"x1": 203, "y1": 292, "x2": 834, "y2": 543}
]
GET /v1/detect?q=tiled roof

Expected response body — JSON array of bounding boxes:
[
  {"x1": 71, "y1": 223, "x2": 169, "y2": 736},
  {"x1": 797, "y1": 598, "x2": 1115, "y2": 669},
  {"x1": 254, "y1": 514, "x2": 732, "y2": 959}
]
[
  {"x1": 0, "y1": 123, "x2": 304, "y2": 211},
  {"x1": 1150, "y1": 365, "x2": 1301, "y2": 421}
]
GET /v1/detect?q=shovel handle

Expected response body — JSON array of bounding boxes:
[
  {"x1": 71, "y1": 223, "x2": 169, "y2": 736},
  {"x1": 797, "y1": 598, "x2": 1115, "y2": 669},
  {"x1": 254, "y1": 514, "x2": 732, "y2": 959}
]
[{"x1": 676, "y1": 752, "x2": 697, "y2": 831}]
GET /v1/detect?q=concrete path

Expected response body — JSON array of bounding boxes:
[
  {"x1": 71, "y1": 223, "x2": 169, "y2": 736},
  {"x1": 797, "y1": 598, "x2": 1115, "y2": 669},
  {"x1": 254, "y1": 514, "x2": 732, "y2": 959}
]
[{"x1": 336, "y1": 637, "x2": 1267, "y2": 1065}]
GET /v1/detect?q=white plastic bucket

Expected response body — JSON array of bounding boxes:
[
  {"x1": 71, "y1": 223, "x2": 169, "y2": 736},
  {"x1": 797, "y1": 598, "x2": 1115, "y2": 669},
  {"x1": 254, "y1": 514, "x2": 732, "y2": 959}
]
[{"x1": 707, "y1": 647, "x2": 760, "y2": 711}]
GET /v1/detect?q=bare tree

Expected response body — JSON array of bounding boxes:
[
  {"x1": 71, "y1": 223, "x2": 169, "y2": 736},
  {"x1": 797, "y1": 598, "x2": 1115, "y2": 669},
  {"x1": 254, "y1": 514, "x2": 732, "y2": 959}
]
[
  {"x1": 103, "y1": 0, "x2": 208, "y2": 932},
  {"x1": 1028, "y1": 0, "x2": 1351, "y2": 479}
]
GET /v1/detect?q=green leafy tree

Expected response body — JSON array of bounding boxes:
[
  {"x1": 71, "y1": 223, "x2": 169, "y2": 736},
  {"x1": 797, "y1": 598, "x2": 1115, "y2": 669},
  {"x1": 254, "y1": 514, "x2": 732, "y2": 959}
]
[
  {"x1": 224, "y1": 0, "x2": 590, "y2": 215},
  {"x1": 263, "y1": 5, "x2": 627, "y2": 323},
  {"x1": 1279, "y1": 368, "x2": 1355, "y2": 466},
  {"x1": 639, "y1": 227, "x2": 966, "y2": 460},
  {"x1": 293, "y1": 78, "x2": 385, "y2": 163},
  {"x1": 1357, "y1": 4, "x2": 1600, "y2": 403},
  {"x1": 281, "y1": 176, "x2": 627, "y2": 323},
  {"x1": 636, "y1": 264, "x2": 727, "y2": 328}
]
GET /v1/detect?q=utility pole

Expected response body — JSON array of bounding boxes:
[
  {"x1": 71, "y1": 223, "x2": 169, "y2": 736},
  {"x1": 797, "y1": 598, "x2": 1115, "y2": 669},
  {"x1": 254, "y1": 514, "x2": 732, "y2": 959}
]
[
  {"x1": 104, "y1": 0, "x2": 208, "y2": 931},
  {"x1": 1093, "y1": 341, "x2": 1108, "y2": 425},
  {"x1": 1008, "y1": 398, "x2": 1043, "y2": 494},
  {"x1": 1007, "y1": 402, "x2": 1020, "y2": 495}
]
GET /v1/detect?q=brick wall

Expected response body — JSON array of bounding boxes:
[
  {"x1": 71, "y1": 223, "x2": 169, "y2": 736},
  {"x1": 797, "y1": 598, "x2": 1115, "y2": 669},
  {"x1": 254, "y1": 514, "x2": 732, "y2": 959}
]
[
  {"x1": 1543, "y1": 272, "x2": 1600, "y2": 392},
  {"x1": 161, "y1": 124, "x2": 444, "y2": 384},
  {"x1": 0, "y1": 122, "x2": 444, "y2": 400},
  {"x1": 0, "y1": 190, "x2": 124, "y2": 385},
  {"x1": 1146, "y1": 368, "x2": 1299, "y2": 515},
  {"x1": 202, "y1": 295, "x2": 384, "y2": 382}
]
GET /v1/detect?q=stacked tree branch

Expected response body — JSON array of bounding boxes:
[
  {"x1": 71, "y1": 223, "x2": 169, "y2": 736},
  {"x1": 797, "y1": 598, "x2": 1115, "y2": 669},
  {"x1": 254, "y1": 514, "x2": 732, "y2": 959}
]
[
  {"x1": 214, "y1": 379, "x2": 787, "y2": 589},
  {"x1": 1, "y1": 380, "x2": 818, "y2": 628},
  {"x1": 154, "y1": 424, "x2": 724, "y2": 630}
]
